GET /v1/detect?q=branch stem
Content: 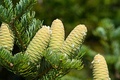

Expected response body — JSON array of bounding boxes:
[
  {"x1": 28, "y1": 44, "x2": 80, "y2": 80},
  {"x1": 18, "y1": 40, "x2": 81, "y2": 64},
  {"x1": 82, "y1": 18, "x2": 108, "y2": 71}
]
[{"x1": 9, "y1": 1, "x2": 34, "y2": 51}]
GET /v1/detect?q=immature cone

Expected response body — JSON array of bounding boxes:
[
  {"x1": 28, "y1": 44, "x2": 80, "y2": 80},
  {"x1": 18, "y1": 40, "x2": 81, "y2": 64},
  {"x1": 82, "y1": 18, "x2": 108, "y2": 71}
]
[
  {"x1": 92, "y1": 54, "x2": 110, "y2": 80},
  {"x1": 26, "y1": 26, "x2": 51, "y2": 63},
  {"x1": 49, "y1": 19, "x2": 65, "y2": 50},
  {"x1": 0, "y1": 23, "x2": 14, "y2": 51},
  {"x1": 61, "y1": 24, "x2": 87, "y2": 56}
]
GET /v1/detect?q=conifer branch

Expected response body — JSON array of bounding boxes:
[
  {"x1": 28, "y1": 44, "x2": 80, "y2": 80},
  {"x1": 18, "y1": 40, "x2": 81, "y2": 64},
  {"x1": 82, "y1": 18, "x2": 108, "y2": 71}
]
[
  {"x1": 0, "y1": 53, "x2": 13, "y2": 68},
  {"x1": 0, "y1": 0, "x2": 88, "y2": 79},
  {"x1": 38, "y1": 66, "x2": 53, "y2": 78},
  {"x1": 0, "y1": 47, "x2": 13, "y2": 69},
  {"x1": 14, "y1": 0, "x2": 37, "y2": 20},
  {"x1": 0, "y1": 5, "x2": 9, "y2": 22},
  {"x1": 8, "y1": 0, "x2": 37, "y2": 50},
  {"x1": 9, "y1": 22, "x2": 26, "y2": 51}
]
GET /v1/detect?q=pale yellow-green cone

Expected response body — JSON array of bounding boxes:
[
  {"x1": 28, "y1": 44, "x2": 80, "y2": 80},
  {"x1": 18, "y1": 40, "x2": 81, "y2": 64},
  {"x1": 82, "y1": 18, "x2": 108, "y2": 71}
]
[
  {"x1": 92, "y1": 54, "x2": 110, "y2": 80},
  {"x1": 26, "y1": 26, "x2": 51, "y2": 63},
  {"x1": 0, "y1": 23, "x2": 14, "y2": 51},
  {"x1": 61, "y1": 24, "x2": 87, "y2": 56},
  {"x1": 49, "y1": 19, "x2": 65, "y2": 50}
]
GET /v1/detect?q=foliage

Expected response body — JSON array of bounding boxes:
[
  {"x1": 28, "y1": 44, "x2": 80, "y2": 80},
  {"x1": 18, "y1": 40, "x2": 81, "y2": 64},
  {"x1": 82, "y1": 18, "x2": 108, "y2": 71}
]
[
  {"x1": 93, "y1": 18, "x2": 120, "y2": 80},
  {"x1": 0, "y1": 0, "x2": 87, "y2": 80},
  {"x1": 1, "y1": 0, "x2": 120, "y2": 80},
  {"x1": 32, "y1": 0, "x2": 120, "y2": 80},
  {"x1": 36, "y1": 1, "x2": 120, "y2": 80}
]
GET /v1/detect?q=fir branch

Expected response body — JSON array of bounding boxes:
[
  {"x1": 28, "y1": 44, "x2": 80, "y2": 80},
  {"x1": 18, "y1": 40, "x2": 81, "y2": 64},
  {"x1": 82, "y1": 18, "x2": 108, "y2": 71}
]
[
  {"x1": 45, "y1": 50, "x2": 83, "y2": 73},
  {"x1": 35, "y1": 58, "x2": 65, "y2": 80},
  {"x1": 35, "y1": 58, "x2": 53, "y2": 79},
  {"x1": 38, "y1": 67, "x2": 63, "y2": 80},
  {"x1": 53, "y1": 69, "x2": 70, "y2": 79},
  {"x1": 14, "y1": 0, "x2": 36, "y2": 17},
  {"x1": 38, "y1": 66, "x2": 53, "y2": 78},
  {"x1": 0, "y1": 47, "x2": 13, "y2": 70},
  {"x1": 17, "y1": 11, "x2": 42, "y2": 48},
  {"x1": 12, "y1": 52, "x2": 38, "y2": 78},
  {"x1": 4, "y1": 0, "x2": 13, "y2": 22},
  {"x1": 4, "y1": 0, "x2": 13, "y2": 8},
  {"x1": 0, "y1": 0, "x2": 13, "y2": 22},
  {"x1": 0, "y1": 5, "x2": 9, "y2": 22},
  {"x1": 8, "y1": 0, "x2": 37, "y2": 50},
  {"x1": 0, "y1": 0, "x2": 37, "y2": 50},
  {"x1": 9, "y1": 22, "x2": 25, "y2": 50}
]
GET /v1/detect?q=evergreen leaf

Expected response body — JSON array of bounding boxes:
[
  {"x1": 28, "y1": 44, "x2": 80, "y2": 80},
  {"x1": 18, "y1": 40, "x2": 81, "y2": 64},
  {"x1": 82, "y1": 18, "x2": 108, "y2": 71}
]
[
  {"x1": 0, "y1": 0, "x2": 13, "y2": 22},
  {"x1": 15, "y1": 11, "x2": 42, "y2": 48},
  {"x1": 12, "y1": 52, "x2": 38, "y2": 79},
  {"x1": 14, "y1": 0, "x2": 36, "y2": 17},
  {"x1": 0, "y1": 5, "x2": 9, "y2": 22},
  {"x1": 4, "y1": 0, "x2": 13, "y2": 22},
  {"x1": 38, "y1": 57, "x2": 51, "y2": 75},
  {"x1": 4, "y1": 0, "x2": 13, "y2": 9},
  {"x1": 38, "y1": 68, "x2": 66, "y2": 80},
  {"x1": 45, "y1": 50, "x2": 83, "y2": 70},
  {"x1": 0, "y1": 47, "x2": 13, "y2": 70}
]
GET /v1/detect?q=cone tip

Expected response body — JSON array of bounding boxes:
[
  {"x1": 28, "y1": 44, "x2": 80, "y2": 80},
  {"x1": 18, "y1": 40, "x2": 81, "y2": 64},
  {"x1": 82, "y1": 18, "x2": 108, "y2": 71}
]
[
  {"x1": 53, "y1": 19, "x2": 62, "y2": 23},
  {"x1": 77, "y1": 24, "x2": 87, "y2": 32}
]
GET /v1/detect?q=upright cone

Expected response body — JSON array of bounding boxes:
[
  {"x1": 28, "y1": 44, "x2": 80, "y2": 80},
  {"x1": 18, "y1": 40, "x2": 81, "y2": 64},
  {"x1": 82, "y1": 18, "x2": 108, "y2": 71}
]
[
  {"x1": 0, "y1": 23, "x2": 14, "y2": 51},
  {"x1": 49, "y1": 19, "x2": 65, "y2": 50},
  {"x1": 92, "y1": 54, "x2": 110, "y2": 80},
  {"x1": 26, "y1": 26, "x2": 51, "y2": 63},
  {"x1": 61, "y1": 24, "x2": 87, "y2": 57}
]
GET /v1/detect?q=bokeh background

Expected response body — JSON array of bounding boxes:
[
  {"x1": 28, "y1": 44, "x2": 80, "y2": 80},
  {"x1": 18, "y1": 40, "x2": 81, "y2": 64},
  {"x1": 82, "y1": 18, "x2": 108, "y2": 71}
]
[{"x1": 0, "y1": 0, "x2": 120, "y2": 80}]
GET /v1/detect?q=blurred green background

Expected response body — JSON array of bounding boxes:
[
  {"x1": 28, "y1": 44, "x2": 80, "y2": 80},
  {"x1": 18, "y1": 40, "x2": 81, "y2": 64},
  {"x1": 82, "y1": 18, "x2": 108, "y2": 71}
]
[{"x1": 1, "y1": 0, "x2": 120, "y2": 80}]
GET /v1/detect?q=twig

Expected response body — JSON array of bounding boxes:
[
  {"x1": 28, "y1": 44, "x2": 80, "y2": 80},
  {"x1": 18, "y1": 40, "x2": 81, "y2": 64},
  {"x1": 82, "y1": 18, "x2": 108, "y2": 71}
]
[{"x1": 9, "y1": 1, "x2": 33, "y2": 51}]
